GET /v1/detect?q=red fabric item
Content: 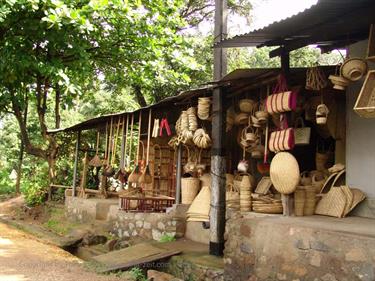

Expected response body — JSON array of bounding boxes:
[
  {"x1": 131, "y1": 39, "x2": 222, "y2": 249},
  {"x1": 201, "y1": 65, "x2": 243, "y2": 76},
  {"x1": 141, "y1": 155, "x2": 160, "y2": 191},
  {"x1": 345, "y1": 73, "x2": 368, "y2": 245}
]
[{"x1": 159, "y1": 118, "x2": 172, "y2": 137}]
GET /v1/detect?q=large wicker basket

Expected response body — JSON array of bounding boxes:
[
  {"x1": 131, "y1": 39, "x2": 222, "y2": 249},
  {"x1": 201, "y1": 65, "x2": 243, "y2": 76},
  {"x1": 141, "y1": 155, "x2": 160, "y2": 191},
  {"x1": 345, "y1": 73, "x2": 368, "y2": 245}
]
[{"x1": 181, "y1": 177, "x2": 200, "y2": 204}]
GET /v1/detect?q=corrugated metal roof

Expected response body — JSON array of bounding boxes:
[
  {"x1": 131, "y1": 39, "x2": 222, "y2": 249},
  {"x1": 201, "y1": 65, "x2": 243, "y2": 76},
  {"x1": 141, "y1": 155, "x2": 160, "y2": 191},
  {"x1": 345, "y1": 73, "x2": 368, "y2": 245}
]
[
  {"x1": 48, "y1": 86, "x2": 212, "y2": 133},
  {"x1": 215, "y1": 0, "x2": 375, "y2": 51}
]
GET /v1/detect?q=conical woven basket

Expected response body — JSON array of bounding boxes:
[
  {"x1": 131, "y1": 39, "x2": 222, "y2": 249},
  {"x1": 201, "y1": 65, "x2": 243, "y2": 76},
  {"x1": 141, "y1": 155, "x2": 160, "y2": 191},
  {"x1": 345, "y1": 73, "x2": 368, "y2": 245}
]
[
  {"x1": 187, "y1": 185, "x2": 210, "y2": 222},
  {"x1": 270, "y1": 152, "x2": 300, "y2": 194},
  {"x1": 181, "y1": 177, "x2": 200, "y2": 204}
]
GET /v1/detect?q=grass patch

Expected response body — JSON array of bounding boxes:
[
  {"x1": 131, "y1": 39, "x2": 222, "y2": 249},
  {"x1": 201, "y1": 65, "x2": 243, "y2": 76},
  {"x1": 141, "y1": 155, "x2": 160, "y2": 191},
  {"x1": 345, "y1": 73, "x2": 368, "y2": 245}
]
[
  {"x1": 43, "y1": 205, "x2": 79, "y2": 236},
  {"x1": 159, "y1": 233, "x2": 176, "y2": 243}
]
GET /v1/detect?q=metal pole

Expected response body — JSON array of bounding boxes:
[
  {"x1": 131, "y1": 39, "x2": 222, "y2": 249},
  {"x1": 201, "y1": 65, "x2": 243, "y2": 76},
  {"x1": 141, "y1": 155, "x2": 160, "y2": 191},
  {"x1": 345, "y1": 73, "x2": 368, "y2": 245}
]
[
  {"x1": 175, "y1": 144, "x2": 182, "y2": 204},
  {"x1": 210, "y1": 0, "x2": 227, "y2": 256},
  {"x1": 72, "y1": 130, "x2": 81, "y2": 197}
]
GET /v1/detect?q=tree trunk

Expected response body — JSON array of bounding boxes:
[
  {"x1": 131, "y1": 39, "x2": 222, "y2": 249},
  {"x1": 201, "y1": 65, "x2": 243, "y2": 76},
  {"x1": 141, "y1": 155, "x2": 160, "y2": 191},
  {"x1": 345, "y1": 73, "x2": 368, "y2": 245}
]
[
  {"x1": 55, "y1": 84, "x2": 61, "y2": 129},
  {"x1": 47, "y1": 153, "x2": 57, "y2": 201},
  {"x1": 133, "y1": 85, "x2": 147, "y2": 107},
  {"x1": 15, "y1": 94, "x2": 28, "y2": 195}
]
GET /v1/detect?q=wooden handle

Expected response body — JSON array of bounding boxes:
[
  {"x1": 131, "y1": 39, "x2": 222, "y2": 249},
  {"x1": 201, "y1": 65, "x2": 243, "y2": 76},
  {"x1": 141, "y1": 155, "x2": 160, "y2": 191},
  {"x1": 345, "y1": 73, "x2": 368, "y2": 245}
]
[
  {"x1": 95, "y1": 131, "x2": 100, "y2": 155},
  {"x1": 123, "y1": 115, "x2": 129, "y2": 169},
  {"x1": 146, "y1": 108, "x2": 152, "y2": 164},
  {"x1": 112, "y1": 117, "x2": 121, "y2": 165},
  {"x1": 107, "y1": 117, "x2": 113, "y2": 165},
  {"x1": 129, "y1": 114, "x2": 134, "y2": 165},
  {"x1": 136, "y1": 112, "x2": 142, "y2": 163}
]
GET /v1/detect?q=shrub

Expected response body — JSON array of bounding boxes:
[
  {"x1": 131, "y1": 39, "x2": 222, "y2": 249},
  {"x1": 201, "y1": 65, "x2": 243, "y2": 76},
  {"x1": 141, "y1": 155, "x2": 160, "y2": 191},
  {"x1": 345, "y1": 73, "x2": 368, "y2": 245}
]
[{"x1": 23, "y1": 182, "x2": 47, "y2": 206}]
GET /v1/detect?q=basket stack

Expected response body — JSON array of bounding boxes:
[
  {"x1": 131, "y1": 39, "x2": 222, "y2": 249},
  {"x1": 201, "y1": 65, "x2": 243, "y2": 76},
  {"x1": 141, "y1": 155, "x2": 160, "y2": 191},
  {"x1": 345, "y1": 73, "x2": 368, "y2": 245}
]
[
  {"x1": 181, "y1": 177, "x2": 200, "y2": 204},
  {"x1": 198, "y1": 97, "x2": 211, "y2": 120},
  {"x1": 252, "y1": 194, "x2": 283, "y2": 214},
  {"x1": 240, "y1": 175, "x2": 252, "y2": 212}
]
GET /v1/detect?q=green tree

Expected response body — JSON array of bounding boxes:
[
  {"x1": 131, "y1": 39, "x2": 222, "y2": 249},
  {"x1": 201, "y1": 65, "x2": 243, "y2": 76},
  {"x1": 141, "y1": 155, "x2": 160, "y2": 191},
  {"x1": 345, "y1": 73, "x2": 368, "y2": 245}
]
[{"x1": 0, "y1": 0, "x2": 202, "y2": 192}]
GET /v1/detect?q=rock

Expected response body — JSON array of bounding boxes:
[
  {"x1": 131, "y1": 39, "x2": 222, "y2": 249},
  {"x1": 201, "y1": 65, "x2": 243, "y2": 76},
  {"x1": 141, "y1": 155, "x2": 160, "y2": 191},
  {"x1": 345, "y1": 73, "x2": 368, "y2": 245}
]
[
  {"x1": 157, "y1": 221, "x2": 165, "y2": 230},
  {"x1": 345, "y1": 248, "x2": 367, "y2": 262},
  {"x1": 113, "y1": 239, "x2": 131, "y2": 250},
  {"x1": 294, "y1": 239, "x2": 309, "y2": 250},
  {"x1": 240, "y1": 224, "x2": 251, "y2": 237},
  {"x1": 277, "y1": 273, "x2": 287, "y2": 280},
  {"x1": 128, "y1": 222, "x2": 135, "y2": 230},
  {"x1": 59, "y1": 237, "x2": 83, "y2": 250},
  {"x1": 105, "y1": 239, "x2": 118, "y2": 251},
  {"x1": 310, "y1": 241, "x2": 329, "y2": 252},
  {"x1": 147, "y1": 270, "x2": 182, "y2": 281},
  {"x1": 310, "y1": 252, "x2": 321, "y2": 267},
  {"x1": 82, "y1": 234, "x2": 107, "y2": 246},
  {"x1": 152, "y1": 228, "x2": 162, "y2": 241},
  {"x1": 240, "y1": 242, "x2": 253, "y2": 254},
  {"x1": 321, "y1": 273, "x2": 338, "y2": 281},
  {"x1": 144, "y1": 221, "x2": 152, "y2": 229}
]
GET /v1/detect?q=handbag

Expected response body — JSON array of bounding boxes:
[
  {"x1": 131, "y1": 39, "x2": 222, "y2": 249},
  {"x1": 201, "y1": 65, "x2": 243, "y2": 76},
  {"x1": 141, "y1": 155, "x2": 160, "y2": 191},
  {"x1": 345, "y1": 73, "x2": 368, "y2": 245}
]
[
  {"x1": 266, "y1": 75, "x2": 297, "y2": 114},
  {"x1": 269, "y1": 115, "x2": 295, "y2": 152},
  {"x1": 294, "y1": 117, "x2": 311, "y2": 145}
]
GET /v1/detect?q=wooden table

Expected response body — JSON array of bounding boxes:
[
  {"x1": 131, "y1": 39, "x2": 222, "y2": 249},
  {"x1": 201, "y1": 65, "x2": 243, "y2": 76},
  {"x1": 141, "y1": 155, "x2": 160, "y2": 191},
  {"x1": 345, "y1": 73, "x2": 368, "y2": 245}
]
[{"x1": 119, "y1": 195, "x2": 175, "y2": 212}]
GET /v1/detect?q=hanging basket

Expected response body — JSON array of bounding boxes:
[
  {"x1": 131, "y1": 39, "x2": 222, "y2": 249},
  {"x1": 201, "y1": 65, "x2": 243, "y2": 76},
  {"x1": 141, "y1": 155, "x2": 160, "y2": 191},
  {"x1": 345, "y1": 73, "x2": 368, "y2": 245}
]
[
  {"x1": 239, "y1": 99, "x2": 256, "y2": 113},
  {"x1": 181, "y1": 177, "x2": 200, "y2": 204}
]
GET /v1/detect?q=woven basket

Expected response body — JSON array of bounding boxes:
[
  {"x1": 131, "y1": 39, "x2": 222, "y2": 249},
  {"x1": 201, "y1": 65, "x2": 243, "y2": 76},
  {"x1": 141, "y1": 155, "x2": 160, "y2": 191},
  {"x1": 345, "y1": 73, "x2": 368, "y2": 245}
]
[
  {"x1": 239, "y1": 99, "x2": 256, "y2": 113},
  {"x1": 294, "y1": 118, "x2": 311, "y2": 145},
  {"x1": 315, "y1": 186, "x2": 347, "y2": 218},
  {"x1": 348, "y1": 188, "x2": 366, "y2": 214},
  {"x1": 226, "y1": 183, "x2": 240, "y2": 210},
  {"x1": 270, "y1": 152, "x2": 300, "y2": 194},
  {"x1": 187, "y1": 185, "x2": 210, "y2": 222},
  {"x1": 181, "y1": 177, "x2": 200, "y2": 204},
  {"x1": 303, "y1": 188, "x2": 316, "y2": 215},
  {"x1": 234, "y1": 112, "x2": 249, "y2": 125},
  {"x1": 294, "y1": 189, "x2": 306, "y2": 216}
]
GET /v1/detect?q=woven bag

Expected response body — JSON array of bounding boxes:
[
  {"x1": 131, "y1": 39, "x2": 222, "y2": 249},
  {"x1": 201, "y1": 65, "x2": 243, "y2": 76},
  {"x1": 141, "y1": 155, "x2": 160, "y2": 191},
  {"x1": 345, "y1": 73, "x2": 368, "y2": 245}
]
[
  {"x1": 181, "y1": 177, "x2": 200, "y2": 204},
  {"x1": 270, "y1": 152, "x2": 300, "y2": 194},
  {"x1": 266, "y1": 75, "x2": 297, "y2": 114},
  {"x1": 315, "y1": 186, "x2": 347, "y2": 218},
  {"x1": 294, "y1": 117, "x2": 311, "y2": 145}
]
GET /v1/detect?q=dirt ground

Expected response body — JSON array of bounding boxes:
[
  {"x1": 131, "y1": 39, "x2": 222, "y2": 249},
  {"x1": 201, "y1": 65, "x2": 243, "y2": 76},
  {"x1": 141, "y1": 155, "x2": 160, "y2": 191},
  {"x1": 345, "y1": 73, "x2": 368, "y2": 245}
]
[{"x1": 0, "y1": 197, "x2": 130, "y2": 281}]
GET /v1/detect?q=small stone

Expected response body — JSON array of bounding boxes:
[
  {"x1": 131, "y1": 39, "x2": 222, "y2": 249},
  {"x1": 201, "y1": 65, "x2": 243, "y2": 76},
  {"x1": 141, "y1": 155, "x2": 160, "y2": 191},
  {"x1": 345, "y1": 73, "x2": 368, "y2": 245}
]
[
  {"x1": 240, "y1": 224, "x2": 251, "y2": 237},
  {"x1": 321, "y1": 273, "x2": 338, "y2": 281},
  {"x1": 277, "y1": 273, "x2": 287, "y2": 280},
  {"x1": 117, "y1": 229, "x2": 122, "y2": 237},
  {"x1": 167, "y1": 221, "x2": 172, "y2": 226},
  {"x1": 152, "y1": 228, "x2": 162, "y2": 241},
  {"x1": 172, "y1": 220, "x2": 177, "y2": 226},
  {"x1": 144, "y1": 222, "x2": 152, "y2": 229},
  {"x1": 310, "y1": 240, "x2": 329, "y2": 252},
  {"x1": 345, "y1": 248, "x2": 367, "y2": 262},
  {"x1": 310, "y1": 252, "x2": 321, "y2": 267},
  {"x1": 135, "y1": 220, "x2": 143, "y2": 228},
  {"x1": 105, "y1": 239, "x2": 118, "y2": 251},
  {"x1": 295, "y1": 239, "x2": 309, "y2": 250},
  {"x1": 123, "y1": 231, "x2": 130, "y2": 237},
  {"x1": 240, "y1": 243, "x2": 253, "y2": 254},
  {"x1": 128, "y1": 222, "x2": 135, "y2": 230},
  {"x1": 132, "y1": 230, "x2": 138, "y2": 236},
  {"x1": 157, "y1": 221, "x2": 165, "y2": 230}
]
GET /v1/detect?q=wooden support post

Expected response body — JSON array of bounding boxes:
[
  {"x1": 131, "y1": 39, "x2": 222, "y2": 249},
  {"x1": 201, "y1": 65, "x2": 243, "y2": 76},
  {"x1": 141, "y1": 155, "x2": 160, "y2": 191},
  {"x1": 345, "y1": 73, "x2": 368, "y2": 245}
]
[
  {"x1": 210, "y1": 0, "x2": 227, "y2": 257},
  {"x1": 72, "y1": 130, "x2": 81, "y2": 197},
  {"x1": 79, "y1": 152, "x2": 89, "y2": 198},
  {"x1": 210, "y1": 87, "x2": 227, "y2": 256},
  {"x1": 175, "y1": 144, "x2": 182, "y2": 204}
]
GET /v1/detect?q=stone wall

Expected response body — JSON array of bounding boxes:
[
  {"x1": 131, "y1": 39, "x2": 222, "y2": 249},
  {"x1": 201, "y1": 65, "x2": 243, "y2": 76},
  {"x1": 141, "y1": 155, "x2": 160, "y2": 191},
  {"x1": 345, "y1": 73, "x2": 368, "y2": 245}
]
[
  {"x1": 224, "y1": 212, "x2": 375, "y2": 281},
  {"x1": 107, "y1": 204, "x2": 188, "y2": 241}
]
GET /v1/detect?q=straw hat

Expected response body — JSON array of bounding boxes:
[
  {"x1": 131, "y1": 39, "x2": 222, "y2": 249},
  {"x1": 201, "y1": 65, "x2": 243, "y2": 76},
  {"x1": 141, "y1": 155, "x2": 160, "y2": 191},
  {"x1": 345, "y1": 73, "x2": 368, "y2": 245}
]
[
  {"x1": 239, "y1": 99, "x2": 256, "y2": 113},
  {"x1": 270, "y1": 152, "x2": 300, "y2": 194}
]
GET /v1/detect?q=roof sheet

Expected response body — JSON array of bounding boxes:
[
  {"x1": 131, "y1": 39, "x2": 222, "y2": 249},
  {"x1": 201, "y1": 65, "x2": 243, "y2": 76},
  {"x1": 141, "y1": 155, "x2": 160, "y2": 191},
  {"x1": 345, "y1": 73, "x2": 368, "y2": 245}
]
[{"x1": 215, "y1": 0, "x2": 375, "y2": 51}]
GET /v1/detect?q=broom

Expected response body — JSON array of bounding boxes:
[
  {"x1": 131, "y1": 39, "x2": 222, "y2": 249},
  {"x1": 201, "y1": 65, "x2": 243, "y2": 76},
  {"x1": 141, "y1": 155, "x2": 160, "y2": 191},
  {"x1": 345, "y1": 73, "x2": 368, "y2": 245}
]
[
  {"x1": 89, "y1": 131, "x2": 103, "y2": 167},
  {"x1": 128, "y1": 111, "x2": 142, "y2": 184},
  {"x1": 139, "y1": 108, "x2": 153, "y2": 184},
  {"x1": 116, "y1": 115, "x2": 129, "y2": 184}
]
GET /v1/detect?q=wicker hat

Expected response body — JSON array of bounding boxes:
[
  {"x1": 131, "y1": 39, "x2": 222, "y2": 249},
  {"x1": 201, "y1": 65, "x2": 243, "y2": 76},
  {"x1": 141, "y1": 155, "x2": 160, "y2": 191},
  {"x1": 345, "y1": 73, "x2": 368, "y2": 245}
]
[
  {"x1": 340, "y1": 58, "x2": 368, "y2": 81},
  {"x1": 270, "y1": 152, "x2": 300, "y2": 194}
]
